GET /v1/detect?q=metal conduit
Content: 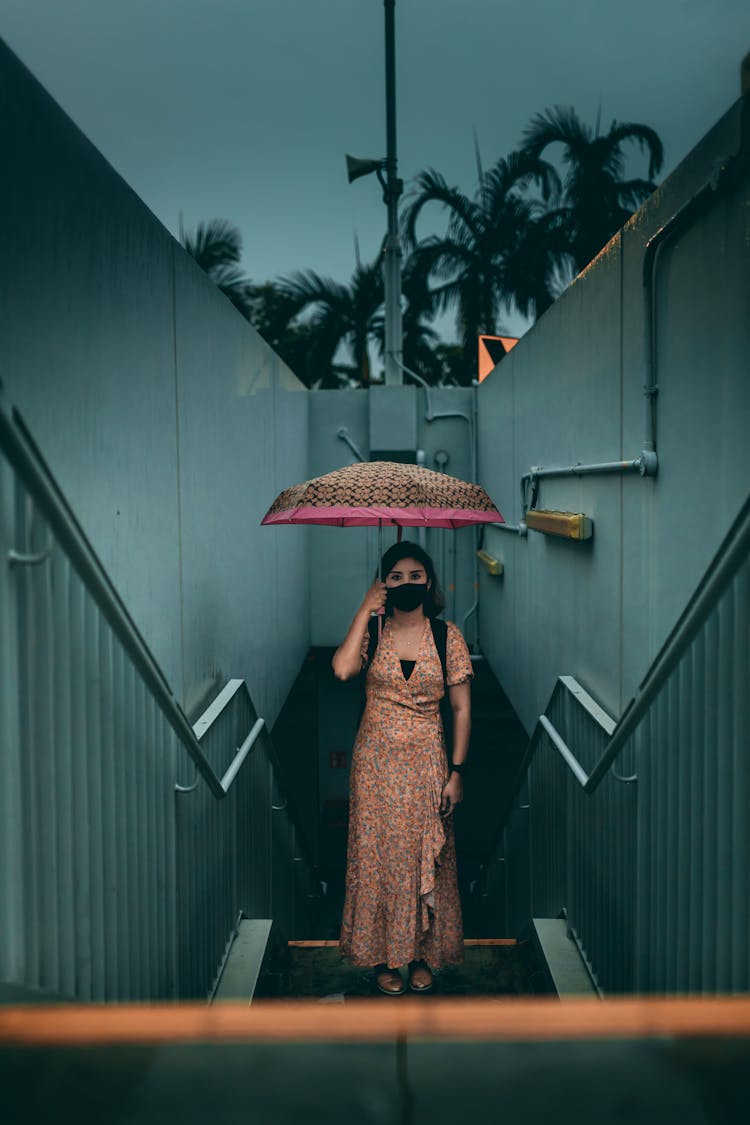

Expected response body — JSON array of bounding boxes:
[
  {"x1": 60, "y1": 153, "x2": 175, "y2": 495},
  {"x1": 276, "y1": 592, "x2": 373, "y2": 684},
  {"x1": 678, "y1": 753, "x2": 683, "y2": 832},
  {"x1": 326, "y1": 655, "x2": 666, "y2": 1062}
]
[
  {"x1": 643, "y1": 102, "x2": 750, "y2": 460},
  {"x1": 489, "y1": 520, "x2": 527, "y2": 536},
  {"x1": 524, "y1": 458, "x2": 645, "y2": 482}
]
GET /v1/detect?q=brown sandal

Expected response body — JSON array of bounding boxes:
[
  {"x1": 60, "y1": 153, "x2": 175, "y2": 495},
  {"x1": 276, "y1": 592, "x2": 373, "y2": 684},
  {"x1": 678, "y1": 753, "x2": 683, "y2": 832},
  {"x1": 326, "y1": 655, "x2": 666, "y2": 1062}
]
[
  {"x1": 374, "y1": 964, "x2": 405, "y2": 995},
  {"x1": 408, "y1": 959, "x2": 434, "y2": 993}
]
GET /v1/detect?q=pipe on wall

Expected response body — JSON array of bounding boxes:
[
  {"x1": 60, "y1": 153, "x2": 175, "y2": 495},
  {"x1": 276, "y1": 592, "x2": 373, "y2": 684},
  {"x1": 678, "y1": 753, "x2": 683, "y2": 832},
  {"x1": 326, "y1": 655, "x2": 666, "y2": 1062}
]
[
  {"x1": 399, "y1": 360, "x2": 481, "y2": 647},
  {"x1": 642, "y1": 102, "x2": 750, "y2": 473}
]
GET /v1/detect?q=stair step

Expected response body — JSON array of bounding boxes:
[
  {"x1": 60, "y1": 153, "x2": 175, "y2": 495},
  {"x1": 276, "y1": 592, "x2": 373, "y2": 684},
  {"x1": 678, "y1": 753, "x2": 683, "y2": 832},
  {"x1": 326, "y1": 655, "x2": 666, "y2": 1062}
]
[
  {"x1": 212, "y1": 920, "x2": 286, "y2": 1005},
  {"x1": 256, "y1": 938, "x2": 546, "y2": 1000},
  {"x1": 288, "y1": 938, "x2": 519, "y2": 947}
]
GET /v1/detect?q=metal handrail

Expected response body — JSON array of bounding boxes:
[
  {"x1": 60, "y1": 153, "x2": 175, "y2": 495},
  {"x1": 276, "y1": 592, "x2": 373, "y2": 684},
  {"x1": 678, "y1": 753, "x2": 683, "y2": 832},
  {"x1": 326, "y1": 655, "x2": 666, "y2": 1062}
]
[
  {"x1": 511, "y1": 676, "x2": 626, "y2": 803},
  {"x1": 538, "y1": 715, "x2": 591, "y2": 789},
  {"x1": 219, "y1": 716, "x2": 266, "y2": 793},
  {"x1": 514, "y1": 490, "x2": 750, "y2": 798},
  {"x1": 586, "y1": 489, "x2": 750, "y2": 791},
  {"x1": 0, "y1": 386, "x2": 258, "y2": 801}
]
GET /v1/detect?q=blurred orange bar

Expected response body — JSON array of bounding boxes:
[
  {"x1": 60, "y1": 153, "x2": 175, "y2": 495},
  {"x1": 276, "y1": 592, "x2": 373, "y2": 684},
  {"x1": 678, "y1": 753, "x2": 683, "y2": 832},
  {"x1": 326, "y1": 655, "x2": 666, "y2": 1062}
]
[{"x1": 2, "y1": 996, "x2": 750, "y2": 1046}]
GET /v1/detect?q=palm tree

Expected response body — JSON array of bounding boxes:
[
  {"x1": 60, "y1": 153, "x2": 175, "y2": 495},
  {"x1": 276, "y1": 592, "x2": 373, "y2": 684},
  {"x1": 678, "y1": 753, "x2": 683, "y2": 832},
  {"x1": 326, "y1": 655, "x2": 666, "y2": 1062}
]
[
  {"x1": 277, "y1": 260, "x2": 384, "y2": 388},
  {"x1": 521, "y1": 106, "x2": 664, "y2": 272},
  {"x1": 502, "y1": 206, "x2": 575, "y2": 320},
  {"x1": 180, "y1": 218, "x2": 254, "y2": 319},
  {"x1": 401, "y1": 152, "x2": 559, "y2": 374},
  {"x1": 249, "y1": 282, "x2": 320, "y2": 387}
]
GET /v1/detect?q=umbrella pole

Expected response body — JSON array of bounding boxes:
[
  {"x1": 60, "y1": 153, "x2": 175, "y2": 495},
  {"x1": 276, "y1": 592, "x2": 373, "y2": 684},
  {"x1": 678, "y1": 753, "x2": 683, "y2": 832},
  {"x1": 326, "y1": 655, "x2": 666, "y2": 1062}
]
[
  {"x1": 397, "y1": 523, "x2": 403, "y2": 543},
  {"x1": 378, "y1": 521, "x2": 383, "y2": 640}
]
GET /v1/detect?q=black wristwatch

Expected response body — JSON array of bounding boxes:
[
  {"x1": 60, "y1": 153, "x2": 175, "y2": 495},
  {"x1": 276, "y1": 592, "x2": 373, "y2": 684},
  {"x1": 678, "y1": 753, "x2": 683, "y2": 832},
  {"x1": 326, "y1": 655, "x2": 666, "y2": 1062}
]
[{"x1": 450, "y1": 762, "x2": 466, "y2": 776}]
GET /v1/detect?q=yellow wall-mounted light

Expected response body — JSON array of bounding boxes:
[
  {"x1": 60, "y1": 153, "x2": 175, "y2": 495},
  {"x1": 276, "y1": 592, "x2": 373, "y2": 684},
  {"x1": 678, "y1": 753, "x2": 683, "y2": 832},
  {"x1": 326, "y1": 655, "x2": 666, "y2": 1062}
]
[
  {"x1": 477, "y1": 548, "x2": 504, "y2": 575},
  {"x1": 525, "y1": 509, "x2": 593, "y2": 541}
]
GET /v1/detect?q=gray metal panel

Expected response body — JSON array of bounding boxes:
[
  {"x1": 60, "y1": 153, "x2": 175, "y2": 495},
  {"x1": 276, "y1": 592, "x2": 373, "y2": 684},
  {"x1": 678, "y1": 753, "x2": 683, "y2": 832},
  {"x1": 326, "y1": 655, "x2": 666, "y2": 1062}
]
[
  {"x1": 478, "y1": 97, "x2": 750, "y2": 738},
  {"x1": 499, "y1": 513, "x2": 749, "y2": 995},
  {"x1": 369, "y1": 385, "x2": 418, "y2": 453},
  {"x1": 1, "y1": 434, "x2": 316, "y2": 1002},
  {"x1": 3, "y1": 498, "x2": 180, "y2": 1000},
  {"x1": 0, "y1": 40, "x2": 311, "y2": 730},
  {"x1": 633, "y1": 554, "x2": 750, "y2": 993}
]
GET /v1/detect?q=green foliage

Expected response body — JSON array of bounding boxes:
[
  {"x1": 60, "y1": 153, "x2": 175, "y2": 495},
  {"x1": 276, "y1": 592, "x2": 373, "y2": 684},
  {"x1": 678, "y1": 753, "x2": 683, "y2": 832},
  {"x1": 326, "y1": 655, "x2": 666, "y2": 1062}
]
[
  {"x1": 182, "y1": 105, "x2": 663, "y2": 388},
  {"x1": 400, "y1": 152, "x2": 562, "y2": 381},
  {"x1": 521, "y1": 105, "x2": 664, "y2": 271},
  {"x1": 180, "y1": 218, "x2": 254, "y2": 319}
]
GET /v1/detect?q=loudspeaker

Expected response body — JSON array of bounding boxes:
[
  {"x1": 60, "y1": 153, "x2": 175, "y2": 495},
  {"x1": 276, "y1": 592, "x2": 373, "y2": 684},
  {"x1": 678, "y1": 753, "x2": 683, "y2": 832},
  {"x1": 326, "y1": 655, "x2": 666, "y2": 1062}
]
[{"x1": 345, "y1": 153, "x2": 385, "y2": 183}]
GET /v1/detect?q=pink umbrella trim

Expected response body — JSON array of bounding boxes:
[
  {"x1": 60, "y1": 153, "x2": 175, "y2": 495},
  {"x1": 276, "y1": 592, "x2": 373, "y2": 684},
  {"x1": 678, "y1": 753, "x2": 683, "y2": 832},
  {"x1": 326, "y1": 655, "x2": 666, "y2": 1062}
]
[{"x1": 261, "y1": 505, "x2": 505, "y2": 529}]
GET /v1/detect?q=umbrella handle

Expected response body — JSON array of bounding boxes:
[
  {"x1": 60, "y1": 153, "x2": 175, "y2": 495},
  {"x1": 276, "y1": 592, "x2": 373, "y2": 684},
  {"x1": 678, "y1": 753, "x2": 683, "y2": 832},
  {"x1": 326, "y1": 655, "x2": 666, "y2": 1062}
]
[{"x1": 376, "y1": 521, "x2": 385, "y2": 639}]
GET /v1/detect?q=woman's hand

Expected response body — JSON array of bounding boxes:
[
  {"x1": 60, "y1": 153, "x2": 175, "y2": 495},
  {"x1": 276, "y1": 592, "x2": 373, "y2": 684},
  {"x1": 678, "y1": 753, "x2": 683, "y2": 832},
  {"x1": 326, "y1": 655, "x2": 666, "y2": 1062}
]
[
  {"x1": 332, "y1": 576, "x2": 386, "y2": 681},
  {"x1": 360, "y1": 575, "x2": 387, "y2": 615},
  {"x1": 440, "y1": 772, "x2": 463, "y2": 818}
]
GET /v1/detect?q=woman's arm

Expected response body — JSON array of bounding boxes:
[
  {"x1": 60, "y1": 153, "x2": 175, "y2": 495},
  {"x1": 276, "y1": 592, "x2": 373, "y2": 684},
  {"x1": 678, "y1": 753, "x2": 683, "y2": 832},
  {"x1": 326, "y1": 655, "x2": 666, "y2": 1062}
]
[
  {"x1": 440, "y1": 682, "x2": 471, "y2": 817},
  {"x1": 448, "y1": 680, "x2": 471, "y2": 768},
  {"x1": 331, "y1": 578, "x2": 387, "y2": 680}
]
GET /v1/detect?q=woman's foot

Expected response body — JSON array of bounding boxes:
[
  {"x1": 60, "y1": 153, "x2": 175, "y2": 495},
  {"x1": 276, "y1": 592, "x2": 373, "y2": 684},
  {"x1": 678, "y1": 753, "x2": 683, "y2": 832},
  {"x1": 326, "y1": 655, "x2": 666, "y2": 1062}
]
[
  {"x1": 374, "y1": 964, "x2": 405, "y2": 995},
  {"x1": 408, "y1": 959, "x2": 434, "y2": 992}
]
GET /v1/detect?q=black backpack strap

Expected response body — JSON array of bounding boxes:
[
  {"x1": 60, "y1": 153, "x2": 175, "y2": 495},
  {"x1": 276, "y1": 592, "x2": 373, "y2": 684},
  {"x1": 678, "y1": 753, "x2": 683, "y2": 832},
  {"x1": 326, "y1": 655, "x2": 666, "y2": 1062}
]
[
  {"x1": 358, "y1": 616, "x2": 380, "y2": 725},
  {"x1": 429, "y1": 617, "x2": 448, "y2": 690},
  {"x1": 365, "y1": 615, "x2": 380, "y2": 667}
]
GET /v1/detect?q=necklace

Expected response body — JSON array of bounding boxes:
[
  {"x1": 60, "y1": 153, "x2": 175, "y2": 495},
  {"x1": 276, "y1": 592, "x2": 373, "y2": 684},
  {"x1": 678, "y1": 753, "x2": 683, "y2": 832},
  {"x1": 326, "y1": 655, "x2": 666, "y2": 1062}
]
[{"x1": 392, "y1": 620, "x2": 424, "y2": 648}]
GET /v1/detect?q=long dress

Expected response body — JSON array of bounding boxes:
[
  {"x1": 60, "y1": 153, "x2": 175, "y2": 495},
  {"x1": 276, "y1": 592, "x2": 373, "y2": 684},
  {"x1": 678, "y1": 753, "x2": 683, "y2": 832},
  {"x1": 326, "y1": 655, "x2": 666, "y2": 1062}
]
[{"x1": 338, "y1": 615, "x2": 473, "y2": 969}]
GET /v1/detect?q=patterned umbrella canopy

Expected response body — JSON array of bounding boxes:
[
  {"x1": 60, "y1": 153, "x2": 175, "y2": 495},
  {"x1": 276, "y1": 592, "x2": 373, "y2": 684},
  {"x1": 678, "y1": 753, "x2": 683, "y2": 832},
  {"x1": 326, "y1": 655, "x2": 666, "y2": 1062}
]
[{"x1": 261, "y1": 460, "x2": 504, "y2": 529}]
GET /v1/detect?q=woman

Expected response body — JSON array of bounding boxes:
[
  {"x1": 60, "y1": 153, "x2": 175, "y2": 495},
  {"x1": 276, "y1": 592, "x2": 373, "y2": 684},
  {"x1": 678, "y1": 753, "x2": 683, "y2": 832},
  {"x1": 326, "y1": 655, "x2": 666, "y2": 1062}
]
[{"x1": 332, "y1": 541, "x2": 472, "y2": 995}]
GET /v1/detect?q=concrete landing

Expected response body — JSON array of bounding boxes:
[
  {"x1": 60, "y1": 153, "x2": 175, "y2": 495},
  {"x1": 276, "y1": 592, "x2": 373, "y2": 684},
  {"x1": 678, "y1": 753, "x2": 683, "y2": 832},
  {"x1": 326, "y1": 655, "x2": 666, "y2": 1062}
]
[{"x1": 260, "y1": 938, "x2": 547, "y2": 1000}]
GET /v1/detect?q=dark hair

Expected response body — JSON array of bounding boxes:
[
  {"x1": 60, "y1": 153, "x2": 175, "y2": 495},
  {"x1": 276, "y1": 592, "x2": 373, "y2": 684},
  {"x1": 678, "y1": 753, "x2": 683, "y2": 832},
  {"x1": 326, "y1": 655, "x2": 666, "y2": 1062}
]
[{"x1": 379, "y1": 540, "x2": 445, "y2": 618}]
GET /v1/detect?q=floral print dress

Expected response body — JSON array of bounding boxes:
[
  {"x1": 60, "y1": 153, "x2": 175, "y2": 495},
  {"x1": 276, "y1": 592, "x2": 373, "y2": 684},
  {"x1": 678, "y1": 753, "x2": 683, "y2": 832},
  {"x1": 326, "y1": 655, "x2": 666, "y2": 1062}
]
[{"x1": 339, "y1": 616, "x2": 473, "y2": 968}]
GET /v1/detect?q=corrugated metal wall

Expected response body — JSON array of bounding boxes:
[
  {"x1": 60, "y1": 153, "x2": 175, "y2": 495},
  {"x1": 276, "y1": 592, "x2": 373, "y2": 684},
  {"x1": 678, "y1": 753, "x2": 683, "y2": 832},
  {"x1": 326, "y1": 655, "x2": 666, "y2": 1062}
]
[
  {"x1": 0, "y1": 425, "x2": 316, "y2": 1003},
  {"x1": 634, "y1": 553, "x2": 750, "y2": 992},
  {"x1": 500, "y1": 501, "x2": 749, "y2": 994}
]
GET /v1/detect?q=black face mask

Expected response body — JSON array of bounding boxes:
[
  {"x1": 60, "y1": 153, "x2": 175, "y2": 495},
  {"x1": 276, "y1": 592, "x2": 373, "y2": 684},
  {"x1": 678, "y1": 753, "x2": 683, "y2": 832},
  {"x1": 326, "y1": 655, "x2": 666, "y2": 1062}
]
[{"x1": 386, "y1": 583, "x2": 429, "y2": 612}]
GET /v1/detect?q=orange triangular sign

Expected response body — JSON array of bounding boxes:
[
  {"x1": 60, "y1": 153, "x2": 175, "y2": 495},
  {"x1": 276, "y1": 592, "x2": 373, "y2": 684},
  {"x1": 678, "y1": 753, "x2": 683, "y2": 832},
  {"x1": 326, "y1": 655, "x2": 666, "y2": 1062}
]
[{"x1": 478, "y1": 335, "x2": 519, "y2": 382}]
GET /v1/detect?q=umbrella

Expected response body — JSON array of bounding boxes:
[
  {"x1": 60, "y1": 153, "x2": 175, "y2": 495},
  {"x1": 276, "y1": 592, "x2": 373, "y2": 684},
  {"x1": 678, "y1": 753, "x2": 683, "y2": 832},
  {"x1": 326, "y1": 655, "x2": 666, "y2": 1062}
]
[
  {"x1": 262, "y1": 460, "x2": 504, "y2": 638},
  {"x1": 260, "y1": 460, "x2": 504, "y2": 531}
]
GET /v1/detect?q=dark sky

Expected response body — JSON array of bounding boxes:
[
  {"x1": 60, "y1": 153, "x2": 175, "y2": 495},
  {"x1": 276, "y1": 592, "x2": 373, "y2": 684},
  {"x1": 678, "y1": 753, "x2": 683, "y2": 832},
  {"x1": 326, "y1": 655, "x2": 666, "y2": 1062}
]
[{"x1": 3, "y1": 0, "x2": 749, "y2": 337}]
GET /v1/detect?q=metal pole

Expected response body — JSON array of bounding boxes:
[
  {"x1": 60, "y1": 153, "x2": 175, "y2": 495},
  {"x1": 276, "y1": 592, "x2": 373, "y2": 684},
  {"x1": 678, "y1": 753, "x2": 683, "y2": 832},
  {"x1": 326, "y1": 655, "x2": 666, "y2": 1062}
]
[{"x1": 383, "y1": 0, "x2": 403, "y2": 385}]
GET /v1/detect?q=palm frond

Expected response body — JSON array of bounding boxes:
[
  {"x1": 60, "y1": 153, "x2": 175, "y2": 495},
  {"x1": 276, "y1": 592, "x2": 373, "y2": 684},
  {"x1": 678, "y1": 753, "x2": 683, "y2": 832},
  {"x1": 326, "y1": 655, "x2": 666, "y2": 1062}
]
[
  {"x1": 401, "y1": 169, "x2": 480, "y2": 249},
  {"x1": 521, "y1": 105, "x2": 592, "y2": 164},
  {"x1": 486, "y1": 150, "x2": 561, "y2": 206},
  {"x1": 616, "y1": 176, "x2": 658, "y2": 210},
  {"x1": 278, "y1": 269, "x2": 351, "y2": 319},
  {"x1": 605, "y1": 122, "x2": 664, "y2": 179},
  {"x1": 182, "y1": 218, "x2": 243, "y2": 272}
]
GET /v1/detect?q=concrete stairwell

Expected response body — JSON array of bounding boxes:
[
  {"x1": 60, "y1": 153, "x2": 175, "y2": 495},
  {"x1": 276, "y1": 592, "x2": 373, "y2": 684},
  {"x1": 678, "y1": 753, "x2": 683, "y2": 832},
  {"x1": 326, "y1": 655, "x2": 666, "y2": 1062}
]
[{"x1": 256, "y1": 938, "x2": 547, "y2": 1001}]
